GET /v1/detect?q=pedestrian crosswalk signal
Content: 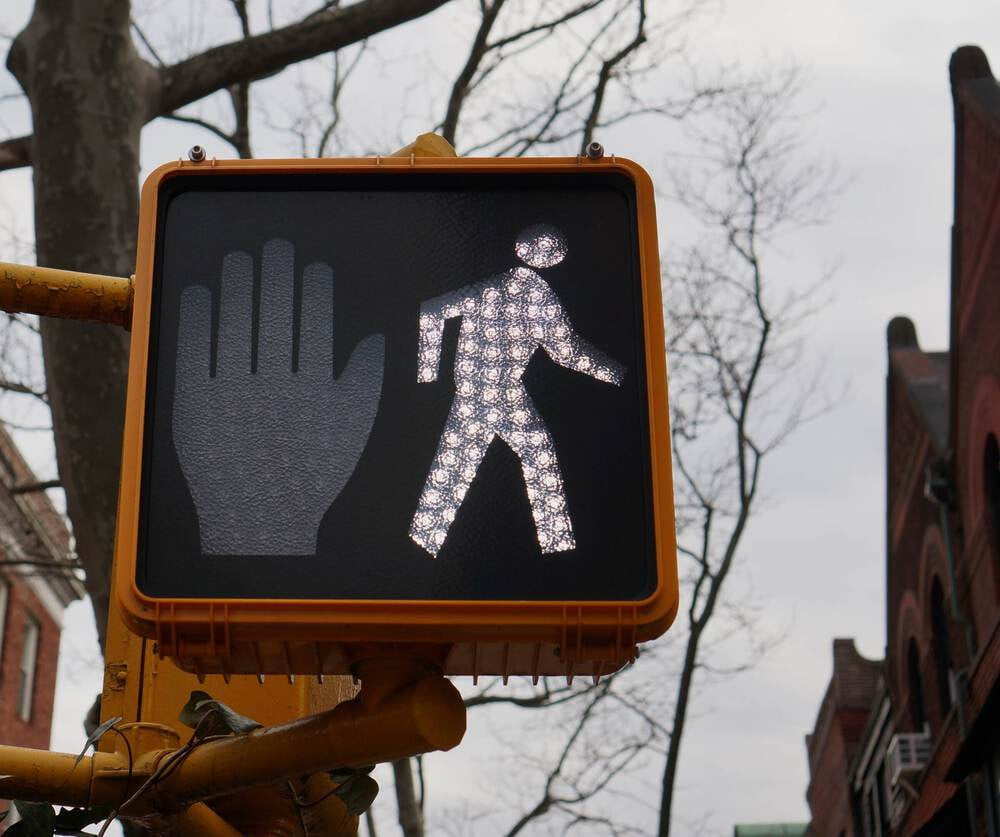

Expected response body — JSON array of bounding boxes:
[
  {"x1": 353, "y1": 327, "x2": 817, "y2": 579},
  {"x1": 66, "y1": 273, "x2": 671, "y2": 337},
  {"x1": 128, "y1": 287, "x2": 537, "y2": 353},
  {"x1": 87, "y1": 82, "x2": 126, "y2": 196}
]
[{"x1": 114, "y1": 155, "x2": 678, "y2": 680}]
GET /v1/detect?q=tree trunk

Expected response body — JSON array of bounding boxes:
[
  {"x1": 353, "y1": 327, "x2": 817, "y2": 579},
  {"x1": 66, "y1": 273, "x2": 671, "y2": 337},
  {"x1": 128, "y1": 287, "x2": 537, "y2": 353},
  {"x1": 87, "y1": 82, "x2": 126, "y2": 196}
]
[
  {"x1": 657, "y1": 623, "x2": 701, "y2": 837},
  {"x1": 8, "y1": 0, "x2": 158, "y2": 647},
  {"x1": 392, "y1": 757, "x2": 424, "y2": 837}
]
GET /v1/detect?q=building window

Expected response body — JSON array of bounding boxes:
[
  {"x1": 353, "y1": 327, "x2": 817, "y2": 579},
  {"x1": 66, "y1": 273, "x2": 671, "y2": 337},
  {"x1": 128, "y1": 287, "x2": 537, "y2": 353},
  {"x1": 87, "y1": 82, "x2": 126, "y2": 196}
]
[
  {"x1": 931, "y1": 579, "x2": 953, "y2": 714},
  {"x1": 17, "y1": 616, "x2": 39, "y2": 722},
  {"x1": 0, "y1": 579, "x2": 8, "y2": 666},
  {"x1": 986, "y1": 434, "x2": 1000, "y2": 556},
  {"x1": 907, "y1": 638, "x2": 926, "y2": 730}
]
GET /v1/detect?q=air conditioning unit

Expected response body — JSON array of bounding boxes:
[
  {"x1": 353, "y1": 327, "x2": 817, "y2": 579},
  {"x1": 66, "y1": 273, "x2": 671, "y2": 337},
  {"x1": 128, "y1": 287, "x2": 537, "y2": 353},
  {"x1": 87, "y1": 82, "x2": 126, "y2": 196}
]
[{"x1": 887, "y1": 731, "x2": 931, "y2": 785}]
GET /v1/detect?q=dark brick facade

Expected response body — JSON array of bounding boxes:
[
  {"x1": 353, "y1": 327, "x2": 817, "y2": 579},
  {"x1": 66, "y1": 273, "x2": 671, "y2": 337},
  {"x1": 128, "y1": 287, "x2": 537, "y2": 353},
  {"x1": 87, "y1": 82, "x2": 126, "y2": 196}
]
[{"x1": 805, "y1": 45, "x2": 1000, "y2": 837}]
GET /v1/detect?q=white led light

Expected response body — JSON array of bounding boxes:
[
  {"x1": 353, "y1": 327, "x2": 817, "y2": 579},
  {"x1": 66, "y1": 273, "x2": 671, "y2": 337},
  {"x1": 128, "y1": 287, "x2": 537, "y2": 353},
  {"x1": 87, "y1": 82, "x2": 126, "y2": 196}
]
[
  {"x1": 409, "y1": 225, "x2": 625, "y2": 557},
  {"x1": 514, "y1": 225, "x2": 569, "y2": 269}
]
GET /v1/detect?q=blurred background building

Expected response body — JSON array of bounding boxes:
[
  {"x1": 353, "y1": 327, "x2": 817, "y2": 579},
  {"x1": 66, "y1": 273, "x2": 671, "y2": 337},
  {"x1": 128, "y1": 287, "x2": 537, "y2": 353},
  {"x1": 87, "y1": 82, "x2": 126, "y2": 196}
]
[
  {"x1": 0, "y1": 423, "x2": 83, "y2": 823},
  {"x1": 804, "y1": 45, "x2": 1000, "y2": 837}
]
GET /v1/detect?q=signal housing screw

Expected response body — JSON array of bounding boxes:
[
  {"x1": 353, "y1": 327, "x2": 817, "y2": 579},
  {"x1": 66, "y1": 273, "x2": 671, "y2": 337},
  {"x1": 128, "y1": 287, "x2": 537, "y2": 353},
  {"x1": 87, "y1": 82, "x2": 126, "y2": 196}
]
[{"x1": 188, "y1": 145, "x2": 207, "y2": 163}]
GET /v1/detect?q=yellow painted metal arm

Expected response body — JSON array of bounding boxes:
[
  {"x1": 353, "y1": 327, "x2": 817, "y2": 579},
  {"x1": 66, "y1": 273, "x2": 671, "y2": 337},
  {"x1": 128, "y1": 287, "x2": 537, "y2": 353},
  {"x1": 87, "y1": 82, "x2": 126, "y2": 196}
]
[
  {"x1": 0, "y1": 262, "x2": 132, "y2": 327},
  {"x1": 148, "y1": 663, "x2": 465, "y2": 808},
  {"x1": 0, "y1": 744, "x2": 96, "y2": 806},
  {"x1": 0, "y1": 658, "x2": 464, "y2": 828}
]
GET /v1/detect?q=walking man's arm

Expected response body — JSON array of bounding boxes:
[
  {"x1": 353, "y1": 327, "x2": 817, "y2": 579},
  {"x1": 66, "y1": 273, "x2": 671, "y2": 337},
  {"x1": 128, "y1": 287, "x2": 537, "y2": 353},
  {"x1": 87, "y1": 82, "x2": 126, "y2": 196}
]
[
  {"x1": 417, "y1": 287, "x2": 470, "y2": 382},
  {"x1": 537, "y1": 289, "x2": 625, "y2": 386}
]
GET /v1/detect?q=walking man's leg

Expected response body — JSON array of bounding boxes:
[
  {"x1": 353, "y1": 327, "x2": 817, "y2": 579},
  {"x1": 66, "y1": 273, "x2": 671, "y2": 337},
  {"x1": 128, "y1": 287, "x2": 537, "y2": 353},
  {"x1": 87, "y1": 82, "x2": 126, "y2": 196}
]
[
  {"x1": 501, "y1": 398, "x2": 576, "y2": 554},
  {"x1": 410, "y1": 398, "x2": 490, "y2": 556}
]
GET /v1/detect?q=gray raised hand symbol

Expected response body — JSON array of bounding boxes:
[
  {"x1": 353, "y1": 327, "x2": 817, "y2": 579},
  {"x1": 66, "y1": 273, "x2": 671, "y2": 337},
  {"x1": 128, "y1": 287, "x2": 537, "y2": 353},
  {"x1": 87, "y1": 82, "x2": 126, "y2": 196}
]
[{"x1": 172, "y1": 238, "x2": 384, "y2": 555}]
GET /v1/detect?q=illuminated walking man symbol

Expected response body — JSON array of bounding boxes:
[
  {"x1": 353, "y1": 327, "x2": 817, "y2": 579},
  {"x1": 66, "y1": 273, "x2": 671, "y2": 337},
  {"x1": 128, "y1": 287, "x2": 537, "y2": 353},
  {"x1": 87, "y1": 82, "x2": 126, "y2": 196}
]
[{"x1": 409, "y1": 224, "x2": 625, "y2": 557}]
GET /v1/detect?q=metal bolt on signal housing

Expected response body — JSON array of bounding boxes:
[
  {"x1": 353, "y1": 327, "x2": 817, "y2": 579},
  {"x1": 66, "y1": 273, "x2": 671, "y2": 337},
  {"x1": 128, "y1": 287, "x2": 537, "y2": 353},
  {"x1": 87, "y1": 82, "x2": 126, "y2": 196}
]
[
  {"x1": 586, "y1": 141, "x2": 604, "y2": 160},
  {"x1": 188, "y1": 145, "x2": 207, "y2": 163}
]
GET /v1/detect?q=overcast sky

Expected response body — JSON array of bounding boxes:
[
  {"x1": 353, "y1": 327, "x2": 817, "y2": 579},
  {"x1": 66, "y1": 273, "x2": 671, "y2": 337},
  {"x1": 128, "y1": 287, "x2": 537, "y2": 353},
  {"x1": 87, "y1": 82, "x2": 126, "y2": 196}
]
[{"x1": 2, "y1": 1, "x2": 1000, "y2": 834}]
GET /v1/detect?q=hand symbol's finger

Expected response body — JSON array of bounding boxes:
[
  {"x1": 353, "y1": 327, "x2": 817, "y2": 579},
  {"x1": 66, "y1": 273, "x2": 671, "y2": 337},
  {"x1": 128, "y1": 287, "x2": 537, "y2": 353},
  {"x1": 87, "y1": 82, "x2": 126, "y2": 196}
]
[
  {"x1": 217, "y1": 251, "x2": 253, "y2": 374},
  {"x1": 259, "y1": 238, "x2": 294, "y2": 374},
  {"x1": 176, "y1": 285, "x2": 212, "y2": 385},
  {"x1": 299, "y1": 262, "x2": 333, "y2": 376}
]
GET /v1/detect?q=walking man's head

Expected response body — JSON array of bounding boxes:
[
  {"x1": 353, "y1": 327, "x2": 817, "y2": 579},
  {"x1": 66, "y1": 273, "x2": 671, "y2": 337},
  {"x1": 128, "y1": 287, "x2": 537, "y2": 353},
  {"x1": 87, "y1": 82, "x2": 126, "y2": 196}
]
[{"x1": 515, "y1": 224, "x2": 567, "y2": 269}]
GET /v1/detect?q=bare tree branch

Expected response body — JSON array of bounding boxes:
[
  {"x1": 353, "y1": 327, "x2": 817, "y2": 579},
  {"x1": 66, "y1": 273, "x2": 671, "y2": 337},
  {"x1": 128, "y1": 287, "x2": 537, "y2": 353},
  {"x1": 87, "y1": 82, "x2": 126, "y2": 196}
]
[
  {"x1": 487, "y1": 1, "x2": 605, "y2": 52},
  {"x1": 0, "y1": 417, "x2": 51, "y2": 433},
  {"x1": 579, "y1": 0, "x2": 646, "y2": 152},
  {"x1": 316, "y1": 41, "x2": 369, "y2": 156},
  {"x1": 0, "y1": 376, "x2": 46, "y2": 402},
  {"x1": 0, "y1": 134, "x2": 30, "y2": 172},
  {"x1": 0, "y1": 558, "x2": 79, "y2": 571},
  {"x1": 131, "y1": 19, "x2": 167, "y2": 68},
  {"x1": 503, "y1": 687, "x2": 606, "y2": 837},
  {"x1": 500, "y1": 678, "x2": 654, "y2": 837},
  {"x1": 655, "y1": 67, "x2": 836, "y2": 835},
  {"x1": 393, "y1": 757, "x2": 425, "y2": 837},
  {"x1": 10, "y1": 478, "x2": 60, "y2": 495},
  {"x1": 441, "y1": 0, "x2": 507, "y2": 145},
  {"x1": 454, "y1": 0, "x2": 705, "y2": 160},
  {"x1": 465, "y1": 677, "x2": 579, "y2": 710},
  {"x1": 227, "y1": 0, "x2": 253, "y2": 158},
  {"x1": 161, "y1": 111, "x2": 239, "y2": 146},
  {"x1": 157, "y1": 0, "x2": 451, "y2": 117}
]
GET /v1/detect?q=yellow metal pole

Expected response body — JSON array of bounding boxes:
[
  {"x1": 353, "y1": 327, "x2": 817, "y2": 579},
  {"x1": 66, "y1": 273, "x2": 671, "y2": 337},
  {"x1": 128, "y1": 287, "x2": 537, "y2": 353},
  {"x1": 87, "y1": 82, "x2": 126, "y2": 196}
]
[
  {"x1": 0, "y1": 658, "x2": 465, "y2": 820},
  {"x1": 0, "y1": 745, "x2": 98, "y2": 806},
  {"x1": 0, "y1": 262, "x2": 132, "y2": 326}
]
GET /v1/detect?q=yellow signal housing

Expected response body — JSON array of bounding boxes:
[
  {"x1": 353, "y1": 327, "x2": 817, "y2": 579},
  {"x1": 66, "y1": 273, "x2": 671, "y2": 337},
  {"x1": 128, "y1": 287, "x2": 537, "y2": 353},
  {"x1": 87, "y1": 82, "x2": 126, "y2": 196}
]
[{"x1": 113, "y1": 154, "x2": 678, "y2": 681}]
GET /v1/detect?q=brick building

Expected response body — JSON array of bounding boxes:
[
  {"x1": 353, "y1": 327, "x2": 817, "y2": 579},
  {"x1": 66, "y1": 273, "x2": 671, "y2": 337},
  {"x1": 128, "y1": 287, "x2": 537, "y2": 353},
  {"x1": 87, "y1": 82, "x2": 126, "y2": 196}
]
[
  {"x1": 805, "y1": 640, "x2": 884, "y2": 836},
  {"x1": 0, "y1": 423, "x2": 84, "y2": 820},
  {"x1": 804, "y1": 45, "x2": 1000, "y2": 836}
]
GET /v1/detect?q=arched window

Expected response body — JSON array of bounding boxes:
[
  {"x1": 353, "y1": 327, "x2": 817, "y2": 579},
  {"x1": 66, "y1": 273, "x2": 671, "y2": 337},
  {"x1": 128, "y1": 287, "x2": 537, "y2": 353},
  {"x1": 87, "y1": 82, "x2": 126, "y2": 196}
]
[
  {"x1": 907, "y1": 637, "x2": 926, "y2": 730},
  {"x1": 931, "y1": 579, "x2": 953, "y2": 714},
  {"x1": 985, "y1": 434, "x2": 1000, "y2": 556}
]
